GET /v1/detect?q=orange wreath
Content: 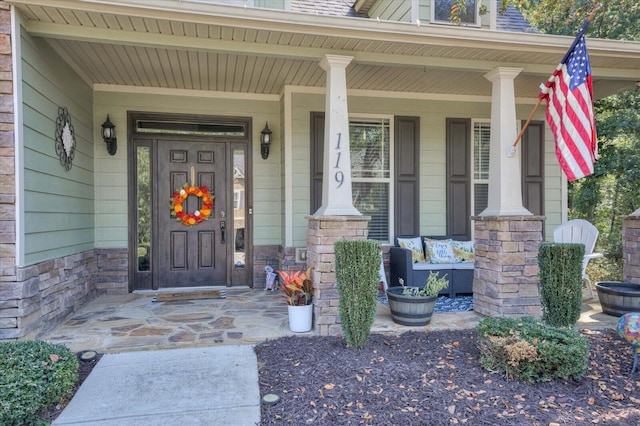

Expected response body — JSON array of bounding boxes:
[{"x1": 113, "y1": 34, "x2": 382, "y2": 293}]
[{"x1": 170, "y1": 184, "x2": 214, "y2": 226}]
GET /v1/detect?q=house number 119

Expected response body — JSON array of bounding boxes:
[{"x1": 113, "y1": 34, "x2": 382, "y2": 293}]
[{"x1": 334, "y1": 132, "x2": 344, "y2": 188}]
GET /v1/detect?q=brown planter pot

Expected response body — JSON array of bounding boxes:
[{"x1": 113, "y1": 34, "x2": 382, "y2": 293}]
[
  {"x1": 596, "y1": 281, "x2": 640, "y2": 317},
  {"x1": 386, "y1": 287, "x2": 436, "y2": 326}
]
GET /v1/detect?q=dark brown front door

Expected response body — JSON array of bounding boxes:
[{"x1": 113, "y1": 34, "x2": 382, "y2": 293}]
[
  {"x1": 129, "y1": 112, "x2": 252, "y2": 292},
  {"x1": 156, "y1": 140, "x2": 227, "y2": 288}
]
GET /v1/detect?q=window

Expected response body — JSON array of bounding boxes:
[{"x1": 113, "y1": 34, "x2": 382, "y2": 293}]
[
  {"x1": 233, "y1": 189, "x2": 243, "y2": 210},
  {"x1": 432, "y1": 0, "x2": 479, "y2": 25},
  {"x1": 472, "y1": 121, "x2": 490, "y2": 216},
  {"x1": 136, "y1": 145, "x2": 151, "y2": 272},
  {"x1": 349, "y1": 118, "x2": 392, "y2": 243}
]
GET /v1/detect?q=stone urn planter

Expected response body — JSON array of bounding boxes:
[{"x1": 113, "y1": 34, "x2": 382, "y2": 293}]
[{"x1": 596, "y1": 281, "x2": 640, "y2": 317}]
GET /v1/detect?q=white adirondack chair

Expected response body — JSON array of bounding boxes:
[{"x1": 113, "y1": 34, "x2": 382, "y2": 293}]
[{"x1": 553, "y1": 219, "x2": 603, "y2": 298}]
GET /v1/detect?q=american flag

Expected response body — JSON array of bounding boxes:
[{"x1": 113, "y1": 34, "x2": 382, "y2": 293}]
[{"x1": 539, "y1": 26, "x2": 598, "y2": 182}]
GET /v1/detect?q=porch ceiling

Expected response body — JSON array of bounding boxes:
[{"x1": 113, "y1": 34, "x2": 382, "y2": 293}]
[{"x1": 9, "y1": 0, "x2": 640, "y2": 99}]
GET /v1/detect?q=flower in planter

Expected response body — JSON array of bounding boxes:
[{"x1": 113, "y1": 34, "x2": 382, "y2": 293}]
[{"x1": 276, "y1": 268, "x2": 313, "y2": 306}]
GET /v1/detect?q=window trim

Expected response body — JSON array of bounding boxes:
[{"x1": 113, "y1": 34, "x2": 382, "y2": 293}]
[
  {"x1": 471, "y1": 119, "x2": 490, "y2": 219},
  {"x1": 349, "y1": 113, "x2": 395, "y2": 244},
  {"x1": 430, "y1": 0, "x2": 481, "y2": 27},
  {"x1": 470, "y1": 118, "x2": 524, "y2": 220}
]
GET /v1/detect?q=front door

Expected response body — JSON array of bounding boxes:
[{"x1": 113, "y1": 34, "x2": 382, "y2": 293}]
[
  {"x1": 157, "y1": 140, "x2": 227, "y2": 288},
  {"x1": 129, "y1": 112, "x2": 252, "y2": 291}
]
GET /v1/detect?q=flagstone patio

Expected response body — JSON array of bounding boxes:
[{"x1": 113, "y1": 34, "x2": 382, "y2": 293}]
[{"x1": 38, "y1": 287, "x2": 620, "y2": 354}]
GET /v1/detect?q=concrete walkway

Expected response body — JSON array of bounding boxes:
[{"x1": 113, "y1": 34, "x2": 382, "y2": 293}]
[{"x1": 52, "y1": 345, "x2": 260, "y2": 426}]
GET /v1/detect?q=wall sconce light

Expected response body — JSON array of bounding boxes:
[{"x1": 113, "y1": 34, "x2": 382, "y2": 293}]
[
  {"x1": 260, "y1": 122, "x2": 272, "y2": 159},
  {"x1": 101, "y1": 115, "x2": 117, "y2": 156}
]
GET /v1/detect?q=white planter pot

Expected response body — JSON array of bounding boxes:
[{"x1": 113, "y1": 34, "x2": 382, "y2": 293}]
[{"x1": 287, "y1": 304, "x2": 313, "y2": 332}]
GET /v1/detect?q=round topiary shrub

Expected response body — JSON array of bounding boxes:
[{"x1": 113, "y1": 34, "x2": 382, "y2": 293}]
[
  {"x1": 0, "y1": 340, "x2": 79, "y2": 425},
  {"x1": 477, "y1": 317, "x2": 589, "y2": 383}
]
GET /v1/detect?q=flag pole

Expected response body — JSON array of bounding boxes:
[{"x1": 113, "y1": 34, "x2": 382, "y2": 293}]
[{"x1": 506, "y1": 2, "x2": 602, "y2": 158}]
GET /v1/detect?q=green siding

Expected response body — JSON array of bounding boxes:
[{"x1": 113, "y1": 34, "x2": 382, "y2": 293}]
[
  {"x1": 369, "y1": 0, "x2": 412, "y2": 22},
  {"x1": 290, "y1": 92, "x2": 561, "y2": 246},
  {"x1": 255, "y1": 0, "x2": 285, "y2": 9},
  {"x1": 21, "y1": 29, "x2": 94, "y2": 265},
  {"x1": 94, "y1": 90, "x2": 561, "y2": 251}
]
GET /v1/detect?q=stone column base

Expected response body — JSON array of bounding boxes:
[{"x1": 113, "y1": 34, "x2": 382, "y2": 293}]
[
  {"x1": 306, "y1": 215, "x2": 370, "y2": 336},
  {"x1": 473, "y1": 215, "x2": 544, "y2": 319},
  {"x1": 623, "y1": 215, "x2": 640, "y2": 284}
]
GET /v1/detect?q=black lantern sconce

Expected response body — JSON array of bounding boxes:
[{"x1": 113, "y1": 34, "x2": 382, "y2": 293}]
[
  {"x1": 260, "y1": 122, "x2": 272, "y2": 160},
  {"x1": 101, "y1": 115, "x2": 117, "y2": 156}
]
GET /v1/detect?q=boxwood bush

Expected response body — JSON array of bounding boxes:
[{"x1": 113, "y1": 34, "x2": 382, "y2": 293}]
[
  {"x1": 0, "y1": 340, "x2": 79, "y2": 425},
  {"x1": 538, "y1": 242, "x2": 584, "y2": 327},
  {"x1": 477, "y1": 317, "x2": 589, "y2": 383},
  {"x1": 335, "y1": 239, "x2": 381, "y2": 349}
]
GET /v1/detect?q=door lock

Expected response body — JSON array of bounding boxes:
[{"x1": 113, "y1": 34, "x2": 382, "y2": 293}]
[{"x1": 220, "y1": 220, "x2": 226, "y2": 244}]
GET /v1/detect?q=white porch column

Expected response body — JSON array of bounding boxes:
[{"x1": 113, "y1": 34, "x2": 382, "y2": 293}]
[
  {"x1": 481, "y1": 67, "x2": 532, "y2": 217},
  {"x1": 314, "y1": 54, "x2": 360, "y2": 216}
]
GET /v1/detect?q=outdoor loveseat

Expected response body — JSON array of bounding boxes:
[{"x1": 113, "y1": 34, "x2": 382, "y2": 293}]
[{"x1": 389, "y1": 236, "x2": 474, "y2": 298}]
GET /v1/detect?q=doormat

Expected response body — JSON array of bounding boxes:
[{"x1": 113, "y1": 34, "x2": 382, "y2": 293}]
[
  {"x1": 152, "y1": 289, "x2": 227, "y2": 302},
  {"x1": 377, "y1": 294, "x2": 473, "y2": 313}
]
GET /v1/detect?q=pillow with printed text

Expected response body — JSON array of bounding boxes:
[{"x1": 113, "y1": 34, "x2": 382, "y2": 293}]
[{"x1": 423, "y1": 238, "x2": 456, "y2": 264}]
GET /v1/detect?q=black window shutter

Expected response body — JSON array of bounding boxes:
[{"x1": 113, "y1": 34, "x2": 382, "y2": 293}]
[
  {"x1": 310, "y1": 112, "x2": 324, "y2": 214},
  {"x1": 395, "y1": 116, "x2": 420, "y2": 237},
  {"x1": 521, "y1": 120, "x2": 545, "y2": 216},
  {"x1": 446, "y1": 118, "x2": 471, "y2": 239}
]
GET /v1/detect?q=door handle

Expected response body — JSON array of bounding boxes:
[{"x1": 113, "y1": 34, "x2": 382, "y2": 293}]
[{"x1": 220, "y1": 220, "x2": 226, "y2": 244}]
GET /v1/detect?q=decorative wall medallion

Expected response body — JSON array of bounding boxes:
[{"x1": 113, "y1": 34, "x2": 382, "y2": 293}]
[{"x1": 55, "y1": 106, "x2": 76, "y2": 171}]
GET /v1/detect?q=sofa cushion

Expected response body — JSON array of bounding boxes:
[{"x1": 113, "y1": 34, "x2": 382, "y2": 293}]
[
  {"x1": 452, "y1": 261, "x2": 474, "y2": 270},
  {"x1": 452, "y1": 240, "x2": 475, "y2": 262},
  {"x1": 413, "y1": 262, "x2": 452, "y2": 271},
  {"x1": 397, "y1": 237, "x2": 425, "y2": 263},
  {"x1": 423, "y1": 238, "x2": 456, "y2": 264}
]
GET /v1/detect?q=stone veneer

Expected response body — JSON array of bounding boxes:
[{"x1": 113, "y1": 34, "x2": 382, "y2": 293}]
[
  {"x1": 623, "y1": 214, "x2": 640, "y2": 284},
  {"x1": 473, "y1": 216, "x2": 544, "y2": 318},
  {"x1": 306, "y1": 215, "x2": 370, "y2": 336},
  {"x1": 253, "y1": 244, "x2": 281, "y2": 288},
  {"x1": 1, "y1": 250, "x2": 97, "y2": 340},
  {"x1": 96, "y1": 248, "x2": 128, "y2": 294}
]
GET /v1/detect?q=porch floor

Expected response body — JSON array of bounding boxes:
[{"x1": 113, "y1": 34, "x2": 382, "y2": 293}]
[{"x1": 39, "y1": 287, "x2": 619, "y2": 354}]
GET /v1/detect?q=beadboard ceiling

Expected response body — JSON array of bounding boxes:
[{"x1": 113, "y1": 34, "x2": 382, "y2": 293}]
[{"x1": 9, "y1": 0, "x2": 640, "y2": 99}]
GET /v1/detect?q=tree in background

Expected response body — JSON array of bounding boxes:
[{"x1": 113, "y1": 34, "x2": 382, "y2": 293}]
[{"x1": 510, "y1": 0, "x2": 640, "y2": 280}]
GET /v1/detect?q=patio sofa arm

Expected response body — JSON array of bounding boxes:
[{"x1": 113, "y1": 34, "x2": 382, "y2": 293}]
[{"x1": 390, "y1": 246, "x2": 413, "y2": 288}]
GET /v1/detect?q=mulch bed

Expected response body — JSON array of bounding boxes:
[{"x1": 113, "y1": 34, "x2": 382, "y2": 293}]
[
  {"x1": 255, "y1": 329, "x2": 640, "y2": 425},
  {"x1": 40, "y1": 352, "x2": 103, "y2": 423}
]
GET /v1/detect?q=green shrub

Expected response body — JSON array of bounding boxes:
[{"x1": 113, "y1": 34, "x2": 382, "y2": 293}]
[
  {"x1": 538, "y1": 242, "x2": 584, "y2": 327},
  {"x1": 477, "y1": 317, "x2": 589, "y2": 383},
  {"x1": 0, "y1": 340, "x2": 79, "y2": 426},
  {"x1": 335, "y1": 239, "x2": 381, "y2": 349}
]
